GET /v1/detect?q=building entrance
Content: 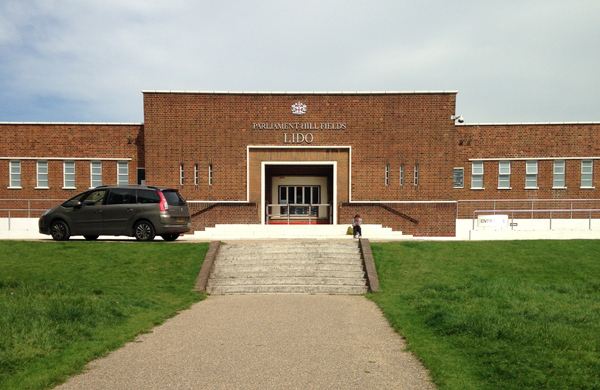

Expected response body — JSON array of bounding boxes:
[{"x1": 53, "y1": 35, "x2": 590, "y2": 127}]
[{"x1": 263, "y1": 164, "x2": 335, "y2": 225}]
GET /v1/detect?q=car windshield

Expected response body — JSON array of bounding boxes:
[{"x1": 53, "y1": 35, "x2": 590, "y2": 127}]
[
  {"x1": 162, "y1": 190, "x2": 186, "y2": 206},
  {"x1": 61, "y1": 192, "x2": 87, "y2": 208}
]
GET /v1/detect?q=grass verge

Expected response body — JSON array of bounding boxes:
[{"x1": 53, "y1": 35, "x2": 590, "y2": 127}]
[
  {"x1": 368, "y1": 240, "x2": 600, "y2": 390},
  {"x1": 0, "y1": 241, "x2": 209, "y2": 390}
]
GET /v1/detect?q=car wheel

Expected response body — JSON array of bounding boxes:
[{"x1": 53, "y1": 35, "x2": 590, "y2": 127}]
[
  {"x1": 50, "y1": 220, "x2": 70, "y2": 241},
  {"x1": 84, "y1": 235, "x2": 99, "y2": 241},
  {"x1": 161, "y1": 233, "x2": 179, "y2": 241},
  {"x1": 134, "y1": 221, "x2": 155, "y2": 241}
]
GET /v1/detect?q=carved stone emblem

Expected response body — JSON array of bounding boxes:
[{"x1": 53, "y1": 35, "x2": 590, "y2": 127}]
[{"x1": 291, "y1": 102, "x2": 307, "y2": 115}]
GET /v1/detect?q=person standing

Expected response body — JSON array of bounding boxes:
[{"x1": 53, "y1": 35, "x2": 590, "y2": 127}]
[{"x1": 352, "y1": 214, "x2": 362, "y2": 238}]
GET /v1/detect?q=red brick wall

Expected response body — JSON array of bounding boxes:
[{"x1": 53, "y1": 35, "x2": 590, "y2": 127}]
[
  {"x1": 0, "y1": 124, "x2": 143, "y2": 215},
  {"x1": 143, "y1": 92, "x2": 458, "y2": 204},
  {"x1": 340, "y1": 202, "x2": 456, "y2": 236},
  {"x1": 189, "y1": 203, "x2": 259, "y2": 231},
  {"x1": 453, "y1": 124, "x2": 600, "y2": 201}
]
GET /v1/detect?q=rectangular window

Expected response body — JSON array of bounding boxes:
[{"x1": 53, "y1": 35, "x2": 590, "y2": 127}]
[
  {"x1": 63, "y1": 161, "x2": 75, "y2": 188},
  {"x1": 209, "y1": 164, "x2": 213, "y2": 186},
  {"x1": 525, "y1": 161, "x2": 538, "y2": 188},
  {"x1": 385, "y1": 164, "x2": 389, "y2": 186},
  {"x1": 414, "y1": 164, "x2": 419, "y2": 186},
  {"x1": 194, "y1": 164, "x2": 199, "y2": 185},
  {"x1": 498, "y1": 161, "x2": 511, "y2": 189},
  {"x1": 180, "y1": 164, "x2": 184, "y2": 186},
  {"x1": 581, "y1": 160, "x2": 593, "y2": 188},
  {"x1": 37, "y1": 161, "x2": 48, "y2": 188},
  {"x1": 399, "y1": 164, "x2": 404, "y2": 186},
  {"x1": 90, "y1": 161, "x2": 102, "y2": 188},
  {"x1": 553, "y1": 160, "x2": 565, "y2": 188},
  {"x1": 117, "y1": 161, "x2": 128, "y2": 186},
  {"x1": 9, "y1": 160, "x2": 21, "y2": 188},
  {"x1": 453, "y1": 167, "x2": 464, "y2": 188},
  {"x1": 471, "y1": 161, "x2": 483, "y2": 189}
]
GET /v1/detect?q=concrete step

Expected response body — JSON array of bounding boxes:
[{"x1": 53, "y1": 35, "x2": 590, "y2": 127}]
[
  {"x1": 206, "y1": 284, "x2": 369, "y2": 294},
  {"x1": 208, "y1": 277, "x2": 366, "y2": 287},
  {"x1": 206, "y1": 240, "x2": 368, "y2": 295},
  {"x1": 215, "y1": 257, "x2": 363, "y2": 266},
  {"x1": 212, "y1": 263, "x2": 365, "y2": 273},
  {"x1": 210, "y1": 269, "x2": 365, "y2": 279}
]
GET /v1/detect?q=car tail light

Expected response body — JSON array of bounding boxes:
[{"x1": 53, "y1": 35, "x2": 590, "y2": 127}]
[{"x1": 158, "y1": 191, "x2": 169, "y2": 211}]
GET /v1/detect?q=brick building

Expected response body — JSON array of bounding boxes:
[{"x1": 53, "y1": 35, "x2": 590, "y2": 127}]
[{"x1": 2, "y1": 91, "x2": 600, "y2": 237}]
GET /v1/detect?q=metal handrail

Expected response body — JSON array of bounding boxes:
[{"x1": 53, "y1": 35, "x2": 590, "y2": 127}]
[
  {"x1": 0, "y1": 208, "x2": 48, "y2": 230},
  {"x1": 266, "y1": 203, "x2": 331, "y2": 225},
  {"x1": 457, "y1": 198, "x2": 600, "y2": 219},
  {"x1": 472, "y1": 208, "x2": 600, "y2": 231}
]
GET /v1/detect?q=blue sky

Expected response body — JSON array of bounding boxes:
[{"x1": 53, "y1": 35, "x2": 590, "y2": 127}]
[{"x1": 1, "y1": 0, "x2": 599, "y2": 124}]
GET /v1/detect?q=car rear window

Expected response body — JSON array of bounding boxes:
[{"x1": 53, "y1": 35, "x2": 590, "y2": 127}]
[
  {"x1": 162, "y1": 190, "x2": 186, "y2": 206},
  {"x1": 137, "y1": 189, "x2": 160, "y2": 204}
]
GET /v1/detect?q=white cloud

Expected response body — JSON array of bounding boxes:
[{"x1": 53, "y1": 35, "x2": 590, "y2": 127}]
[{"x1": 1, "y1": 0, "x2": 599, "y2": 122}]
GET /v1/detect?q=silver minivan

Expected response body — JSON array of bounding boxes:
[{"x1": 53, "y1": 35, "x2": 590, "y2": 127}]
[{"x1": 38, "y1": 185, "x2": 191, "y2": 241}]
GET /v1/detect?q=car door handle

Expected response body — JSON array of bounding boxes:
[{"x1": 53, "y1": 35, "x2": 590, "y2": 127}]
[
  {"x1": 126, "y1": 208, "x2": 134, "y2": 213},
  {"x1": 95, "y1": 210, "x2": 103, "y2": 214}
]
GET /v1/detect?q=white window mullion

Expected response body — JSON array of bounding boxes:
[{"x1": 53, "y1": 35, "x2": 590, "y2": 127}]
[
  {"x1": 90, "y1": 161, "x2": 102, "y2": 188},
  {"x1": 553, "y1": 160, "x2": 565, "y2": 188},
  {"x1": 63, "y1": 161, "x2": 76, "y2": 189},
  {"x1": 37, "y1": 161, "x2": 48, "y2": 188},
  {"x1": 9, "y1": 160, "x2": 21, "y2": 188},
  {"x1": 471, "y1": 161, "x2": 484, "y2": 189},
  {"x1": 525, "y1": 161, "x2": 538, "y2": 188},
  {"x1": 117, "y1": 161, "x2": 128, "y2": 186},
  {"x1": 581, "y1": 160, "x2": 594, "y2": 188}
]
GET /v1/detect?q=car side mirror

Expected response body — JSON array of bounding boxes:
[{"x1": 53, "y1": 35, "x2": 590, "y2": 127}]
[{"x1": 73, "y1": 200, "x2": 82, "y2": 209}]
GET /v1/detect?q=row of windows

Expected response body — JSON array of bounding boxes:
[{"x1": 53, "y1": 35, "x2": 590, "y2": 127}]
[
  {"x1": 179, "y1": 164, "x2": 213, "y2": 186},
  {"x1": 455, "y1": 160, "x2": 594, "y2": 189},
  {"x1": 8, "y1": 160, "x2": 129, "y2": 189},
  {"x1": 385, "y1": 164, "x2": 419, "y2": 186}
]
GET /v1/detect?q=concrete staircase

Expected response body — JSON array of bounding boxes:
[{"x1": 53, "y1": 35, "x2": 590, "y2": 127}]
[
  {"x1": 191, "y1": 224, "x2": 412, "y2": 240},
  {"x1": 206, "y1": 240, "x2": 368, "y2": 294}
]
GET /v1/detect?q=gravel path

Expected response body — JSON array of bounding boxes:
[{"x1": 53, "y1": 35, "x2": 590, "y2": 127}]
[{"x1": 56, "y1": 295, "x2": 435, "y2": 389}]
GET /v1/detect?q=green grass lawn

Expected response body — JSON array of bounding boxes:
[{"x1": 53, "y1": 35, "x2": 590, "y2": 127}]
[
  {"x1": 0, "y1": 241, "x2": 209, "y2": 390},
  {"x1": 368, "y1": 240, "x2": 600, "y2": 390}
]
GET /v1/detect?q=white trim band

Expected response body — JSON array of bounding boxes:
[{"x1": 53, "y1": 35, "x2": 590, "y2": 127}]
[
  {"x1": 0, "y1": 157, "x2": 132, "y2": 161},
  {"x1": 142, "y1": 90, "x2": 458, "y2": 95},
  {"x1": 469, "y1": 157, "x2": 600, "y2": 162}
]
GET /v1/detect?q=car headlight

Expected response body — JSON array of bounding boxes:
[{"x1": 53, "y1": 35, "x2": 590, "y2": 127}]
[{"x1": 41, "y1": 209, "x2": 51, "y2": 217}]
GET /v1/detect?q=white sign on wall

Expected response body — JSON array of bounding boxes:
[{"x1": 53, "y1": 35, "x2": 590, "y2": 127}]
[{"x1": 477, "y1": 215, "x2": 509, "y2": 228}]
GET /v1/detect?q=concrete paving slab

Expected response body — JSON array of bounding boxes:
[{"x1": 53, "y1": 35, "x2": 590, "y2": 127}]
[{"x1": 55, "y1": 295, "x2": 435, "y2": 390}]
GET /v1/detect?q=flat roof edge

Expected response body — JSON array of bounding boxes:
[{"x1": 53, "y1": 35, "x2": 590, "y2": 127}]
[
  {"x1": 459, "y1": 122, "x2": 600, "y2": 126},
  {"x1": 0, "y1": 122, "x2": 143, "y2": 125},
  {"x1": 141, "y1": 90, "x2": 459, "y2": 95}
]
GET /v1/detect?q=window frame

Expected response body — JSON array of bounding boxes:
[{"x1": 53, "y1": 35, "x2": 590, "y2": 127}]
[
  {"x1": 414, "y1": 164, "x2": 419, "y2": 186},
  {"x1": 385, "y1": 164, "x2": 389, "y2": 186},
  {"x1": 63, "y1": 161, "x2": 76, "y2": 189},
  {"x1": 209, "y1": 164, "x2": 213, "y2": 186},
  {"x1": 553, "y1": 160, "x2": 566, "y2": 189},
  {"x1": 9, "y1": 160, "x2": 21, "y2": 189},
  {"x1": 90, "y1": 161, "x2": 102, "y2": 188},
  {"x1": 581, "y1": 160, "x2": 594, "y2": 188},
  {"x1": 498, "y1": 161, "x2": 511, "y2": 189},
  {"x1": 36, "y1": 160, "x2": 49, "y2": 189},
  {"x1": 180, "y1": 164, "x2": 184, "y2": 186},
  {"x1": 117, "y1": 161, "x2": 128, "y2": 186},
  {"x1": 525, "y1": 160, "x2": 538, "y2": 189},
  {"x1": 471, "y1": 161, "x2": 484, "y2": 189},
  {"x1": 194, "y1": 164, "x2": 199, "y2": 186},
  {"x1": 453, "y1": 167, "x2": 464, "y2": 188},
  {"x1": 399, "y1": 164, "x2": 404, "y2": 186}
]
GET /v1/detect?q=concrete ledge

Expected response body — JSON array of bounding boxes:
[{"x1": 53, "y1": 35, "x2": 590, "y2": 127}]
[
  {"x1": 359, "y1": 238, "x2": 380, "y2": 293},
  {"x1": 194, "y1": 241, "x2": 221, "y2": 293}
]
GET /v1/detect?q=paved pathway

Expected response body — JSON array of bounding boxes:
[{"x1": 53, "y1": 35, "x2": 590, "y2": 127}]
[{"x1": 56, "y1": 295, "x2": 435, "y2": 389}]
